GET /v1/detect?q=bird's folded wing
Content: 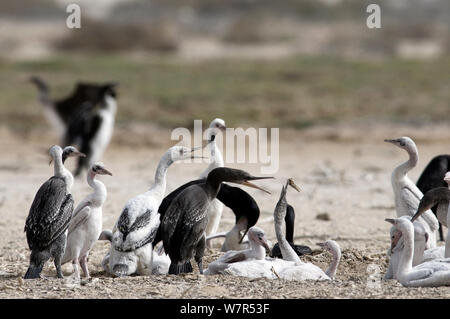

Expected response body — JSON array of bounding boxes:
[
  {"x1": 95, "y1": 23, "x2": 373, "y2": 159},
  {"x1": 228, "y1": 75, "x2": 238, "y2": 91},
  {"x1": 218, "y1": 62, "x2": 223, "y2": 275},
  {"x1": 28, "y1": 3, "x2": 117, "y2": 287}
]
[
  {"x1": 68, "y1": 206, "x2": 91, "y2": 234},
  {"x1": 25, "y1": 177, "x2": 74, "y2": 250},
  {"x1": 72, "y1": 200, "x2": 91, "y2": 219},
  {"x1": 223, "y1": 252, "x2": 247, "y2": 264}
]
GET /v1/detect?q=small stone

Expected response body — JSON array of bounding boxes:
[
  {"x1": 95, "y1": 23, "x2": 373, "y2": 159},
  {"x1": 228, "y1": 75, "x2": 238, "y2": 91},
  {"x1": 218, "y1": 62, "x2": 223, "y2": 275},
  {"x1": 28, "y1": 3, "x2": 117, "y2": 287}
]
[{"x1": 316, "y1": 213, "x2": 331, "y2": 221}]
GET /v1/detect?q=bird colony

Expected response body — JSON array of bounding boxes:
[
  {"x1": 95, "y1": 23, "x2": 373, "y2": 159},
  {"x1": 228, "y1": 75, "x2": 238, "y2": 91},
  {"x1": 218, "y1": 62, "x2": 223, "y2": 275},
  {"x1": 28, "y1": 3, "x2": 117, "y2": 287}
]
[{"x1": 20, "y1": 79, "x2": 450, "y2": 292}]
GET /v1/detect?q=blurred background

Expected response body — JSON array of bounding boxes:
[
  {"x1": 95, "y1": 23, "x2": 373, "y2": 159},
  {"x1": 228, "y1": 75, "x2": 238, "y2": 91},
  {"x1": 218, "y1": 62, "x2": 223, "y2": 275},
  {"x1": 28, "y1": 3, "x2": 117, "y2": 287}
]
[{"x1": 0, "y1": 0, "x2": 449, "y2": 147}]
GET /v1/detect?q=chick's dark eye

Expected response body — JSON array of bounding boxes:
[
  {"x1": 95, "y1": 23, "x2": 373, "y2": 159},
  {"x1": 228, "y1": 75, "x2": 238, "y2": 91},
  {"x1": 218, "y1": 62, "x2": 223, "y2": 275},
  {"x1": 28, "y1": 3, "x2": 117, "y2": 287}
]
[{"x1": 400, "y1": 142, "x2": 405, "y2": 146}]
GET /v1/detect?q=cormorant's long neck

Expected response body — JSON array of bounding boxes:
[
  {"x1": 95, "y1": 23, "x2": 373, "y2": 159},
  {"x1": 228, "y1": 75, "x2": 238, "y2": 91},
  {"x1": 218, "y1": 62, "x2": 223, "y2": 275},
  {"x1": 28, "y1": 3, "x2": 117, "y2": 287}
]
[
  {"x1": 53, "y1": 154, "x2": 65, "y2": 177},
  {"x1": 274, "y1": 200, "x2": 300, "y2": 262},
  {"x1": 397, "y1": 224, "x2": 414, "y2": 280},
  {"x1": 285, "y1": 206, "x2": 295, "y2": 243},
  {"x1": 205, "y1": 172, "x2": 223, "y2": 200},
  {"x1": 53, "y1": 153, "x2": 73, "y2": 193},
  {"x1": 325, "y1": 247, "x2": 341, "y2": 279},
  {"x1": 199, "y1": 137, "x2": 224, "y2": 178},
  {"x1": 87, "y1": 171, "x2": 107, "y2": 204},
  {"x1": 393, "y1": 147, "x2": 418, "y2": 180},
  {"x1": 147, "y1": 152, "x2": 173, "y2": 199}
]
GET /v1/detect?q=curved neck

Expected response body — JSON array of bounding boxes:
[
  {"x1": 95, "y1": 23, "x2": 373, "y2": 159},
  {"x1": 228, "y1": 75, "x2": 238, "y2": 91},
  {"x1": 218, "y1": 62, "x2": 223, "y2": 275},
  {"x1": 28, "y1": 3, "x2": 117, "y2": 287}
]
[
  {"x1": 53, "y1": 154, "x2": 73, "y2": 192},
  {"x1": 87, "y1": 171, "x2": 107, "y2": 203},
  {"x1": 275, "y1": 209, "x2": 300, "y2": 262},
  {"x1": 325, "y1": 248, "x2": 341, "y2": 279},
  {"x1": 199, "y1": 138, "x2": 224, "y2": 179},
  {"x1": 285, "y1": 207, "x2": 295, "y2": 242},
  {"x1": 397, "y1": 224, "x2": 414, "y2": 280},
  {"x1": 53, "y1": 154, "x2": 65, "y2": 177},
  {"x1": 147, "y1": 151, "x2": 173, "y2": 198},
  {"x1": 393, "y1": 147, "x2": 418, "y2": 179},
  {"x1": 205, "y1": 171, "x2": 224, "y2": 199}
]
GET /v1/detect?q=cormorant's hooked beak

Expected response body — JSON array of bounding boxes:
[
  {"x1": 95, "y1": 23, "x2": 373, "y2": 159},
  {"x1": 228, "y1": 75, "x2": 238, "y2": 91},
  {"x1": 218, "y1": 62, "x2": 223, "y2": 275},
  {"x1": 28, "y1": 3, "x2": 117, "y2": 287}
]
[
  {"x1": 316, "y1": 242, "x2": 326, "y2": 248},
  {"x1": 98, "y1": 167, "x2": 113, "y2": 176},
  {"x1": 385, "y1": 218, "x2": 396, "y2": 225},
  {"x1": 241, "y1": 177, "x2": 274, "y2": 194},
  {"x1": 384, "y1": 139, "x2": 396, "y2": 144},
  {"x1": 287, "y1": 178, "x2": 301, "y2": 192},
  {"x1": 74, "y1": 151, "x2": 86, "y2": 158}
]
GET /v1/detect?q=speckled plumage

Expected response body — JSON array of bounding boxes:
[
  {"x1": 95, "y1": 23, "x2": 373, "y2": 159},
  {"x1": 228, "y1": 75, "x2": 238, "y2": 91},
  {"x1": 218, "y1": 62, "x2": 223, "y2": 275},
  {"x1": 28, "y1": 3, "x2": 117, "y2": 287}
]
[{"x1": 24, "y1": 176, "x2": 74, "y2": 279}]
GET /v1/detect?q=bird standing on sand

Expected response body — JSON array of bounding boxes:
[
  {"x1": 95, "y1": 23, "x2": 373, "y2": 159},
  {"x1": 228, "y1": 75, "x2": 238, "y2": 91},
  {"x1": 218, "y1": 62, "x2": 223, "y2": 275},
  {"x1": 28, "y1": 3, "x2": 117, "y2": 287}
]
[
  {"x1": 24, "y1": 145, "x2": 85, "y2": 279},
  {"x1": 62, "y1": 163, "x2": 112, "y2": 279}
]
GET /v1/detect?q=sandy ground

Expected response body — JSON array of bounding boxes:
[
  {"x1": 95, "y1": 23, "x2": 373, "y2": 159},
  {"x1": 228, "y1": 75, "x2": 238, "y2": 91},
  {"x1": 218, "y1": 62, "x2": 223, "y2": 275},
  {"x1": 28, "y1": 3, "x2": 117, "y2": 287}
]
[{"x1": 1, "y1": 123, "x2": 450, "y2": 299}]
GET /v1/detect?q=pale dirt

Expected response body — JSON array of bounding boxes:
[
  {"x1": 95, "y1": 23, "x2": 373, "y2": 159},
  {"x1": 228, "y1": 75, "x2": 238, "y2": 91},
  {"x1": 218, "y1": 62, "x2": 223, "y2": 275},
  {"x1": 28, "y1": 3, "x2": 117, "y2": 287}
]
[{"x1": 1, "y1": 122, "x2": 450, "y2": 299}]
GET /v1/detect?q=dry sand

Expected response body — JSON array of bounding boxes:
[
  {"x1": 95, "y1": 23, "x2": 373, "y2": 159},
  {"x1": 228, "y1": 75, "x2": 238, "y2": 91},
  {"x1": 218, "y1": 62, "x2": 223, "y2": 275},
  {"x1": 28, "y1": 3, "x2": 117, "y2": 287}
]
[{"x1": 1, "y1": 123, "x2": 450, "y2": 299}]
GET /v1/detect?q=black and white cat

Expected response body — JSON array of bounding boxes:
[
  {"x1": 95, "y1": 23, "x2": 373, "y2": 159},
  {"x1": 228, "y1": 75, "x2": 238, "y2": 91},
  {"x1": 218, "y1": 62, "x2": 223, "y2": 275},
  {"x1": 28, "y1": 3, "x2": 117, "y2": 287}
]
[{"x1": 30, "y1": 76, "x2": 118, "y2": 177}]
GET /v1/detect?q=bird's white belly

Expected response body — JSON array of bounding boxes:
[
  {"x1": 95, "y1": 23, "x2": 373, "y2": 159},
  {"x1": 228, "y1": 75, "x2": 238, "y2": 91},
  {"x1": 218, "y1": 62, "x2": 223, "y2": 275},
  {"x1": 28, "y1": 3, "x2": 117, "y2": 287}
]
[{"x1": 66, "y1": 208, "x2": 103, "y2": 259}]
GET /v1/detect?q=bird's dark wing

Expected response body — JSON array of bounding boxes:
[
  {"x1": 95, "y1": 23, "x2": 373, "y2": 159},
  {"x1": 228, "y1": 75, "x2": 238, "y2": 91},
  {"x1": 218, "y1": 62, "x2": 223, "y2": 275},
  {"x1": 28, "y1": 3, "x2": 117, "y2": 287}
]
[
  {"x1": 63, "y1": 102, "x2": 95, "y2": 145},
  {"x1": 154, "y1": 179, "x2": 204, "y2": 247},
  {"x1": 162, "y1": 185, "x2": 208, "y2": 261},
  {"x1": 82, "y1": 113, "x2": 102, "y2": 141},
  {"x1": 25, "y1": 177, "x2": 74, "y2": 250},
  {"x1": 223, "y1": 252, "x2": 247, "y2": 264},
  {"x1": 116, "y1": 207, "x2": 159, "y2": 251},
  {"x1": 158, "y1": 179, "x2": 205, "y2": 217},
  {"x1": 179, "y1": 200, "x2": 209, "y2": 261},
  {"x1": 64, "y1": 104, "x2": 101, "y2": 146},
  {"x1": 417, "y1": 155, "x2": 450, "y2": 194}
]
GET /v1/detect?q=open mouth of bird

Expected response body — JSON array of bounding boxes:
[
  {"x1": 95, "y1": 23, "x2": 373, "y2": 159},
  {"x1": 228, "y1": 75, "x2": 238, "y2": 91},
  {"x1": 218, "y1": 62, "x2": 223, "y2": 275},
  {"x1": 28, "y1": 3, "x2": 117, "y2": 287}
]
[{"x1": 239, "y1": 178, "x2": 273, "y2": 194}]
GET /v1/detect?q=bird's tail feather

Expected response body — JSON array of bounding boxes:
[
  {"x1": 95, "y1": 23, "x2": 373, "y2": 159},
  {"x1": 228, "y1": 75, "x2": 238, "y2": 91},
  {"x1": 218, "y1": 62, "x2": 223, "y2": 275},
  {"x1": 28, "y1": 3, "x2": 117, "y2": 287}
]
[
  {"x1": 24, "y1": 265, "x2": 43, "y2": 279},
  {"x1": 169, "y1": 261, "x2": 193, "y2": 275}
]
